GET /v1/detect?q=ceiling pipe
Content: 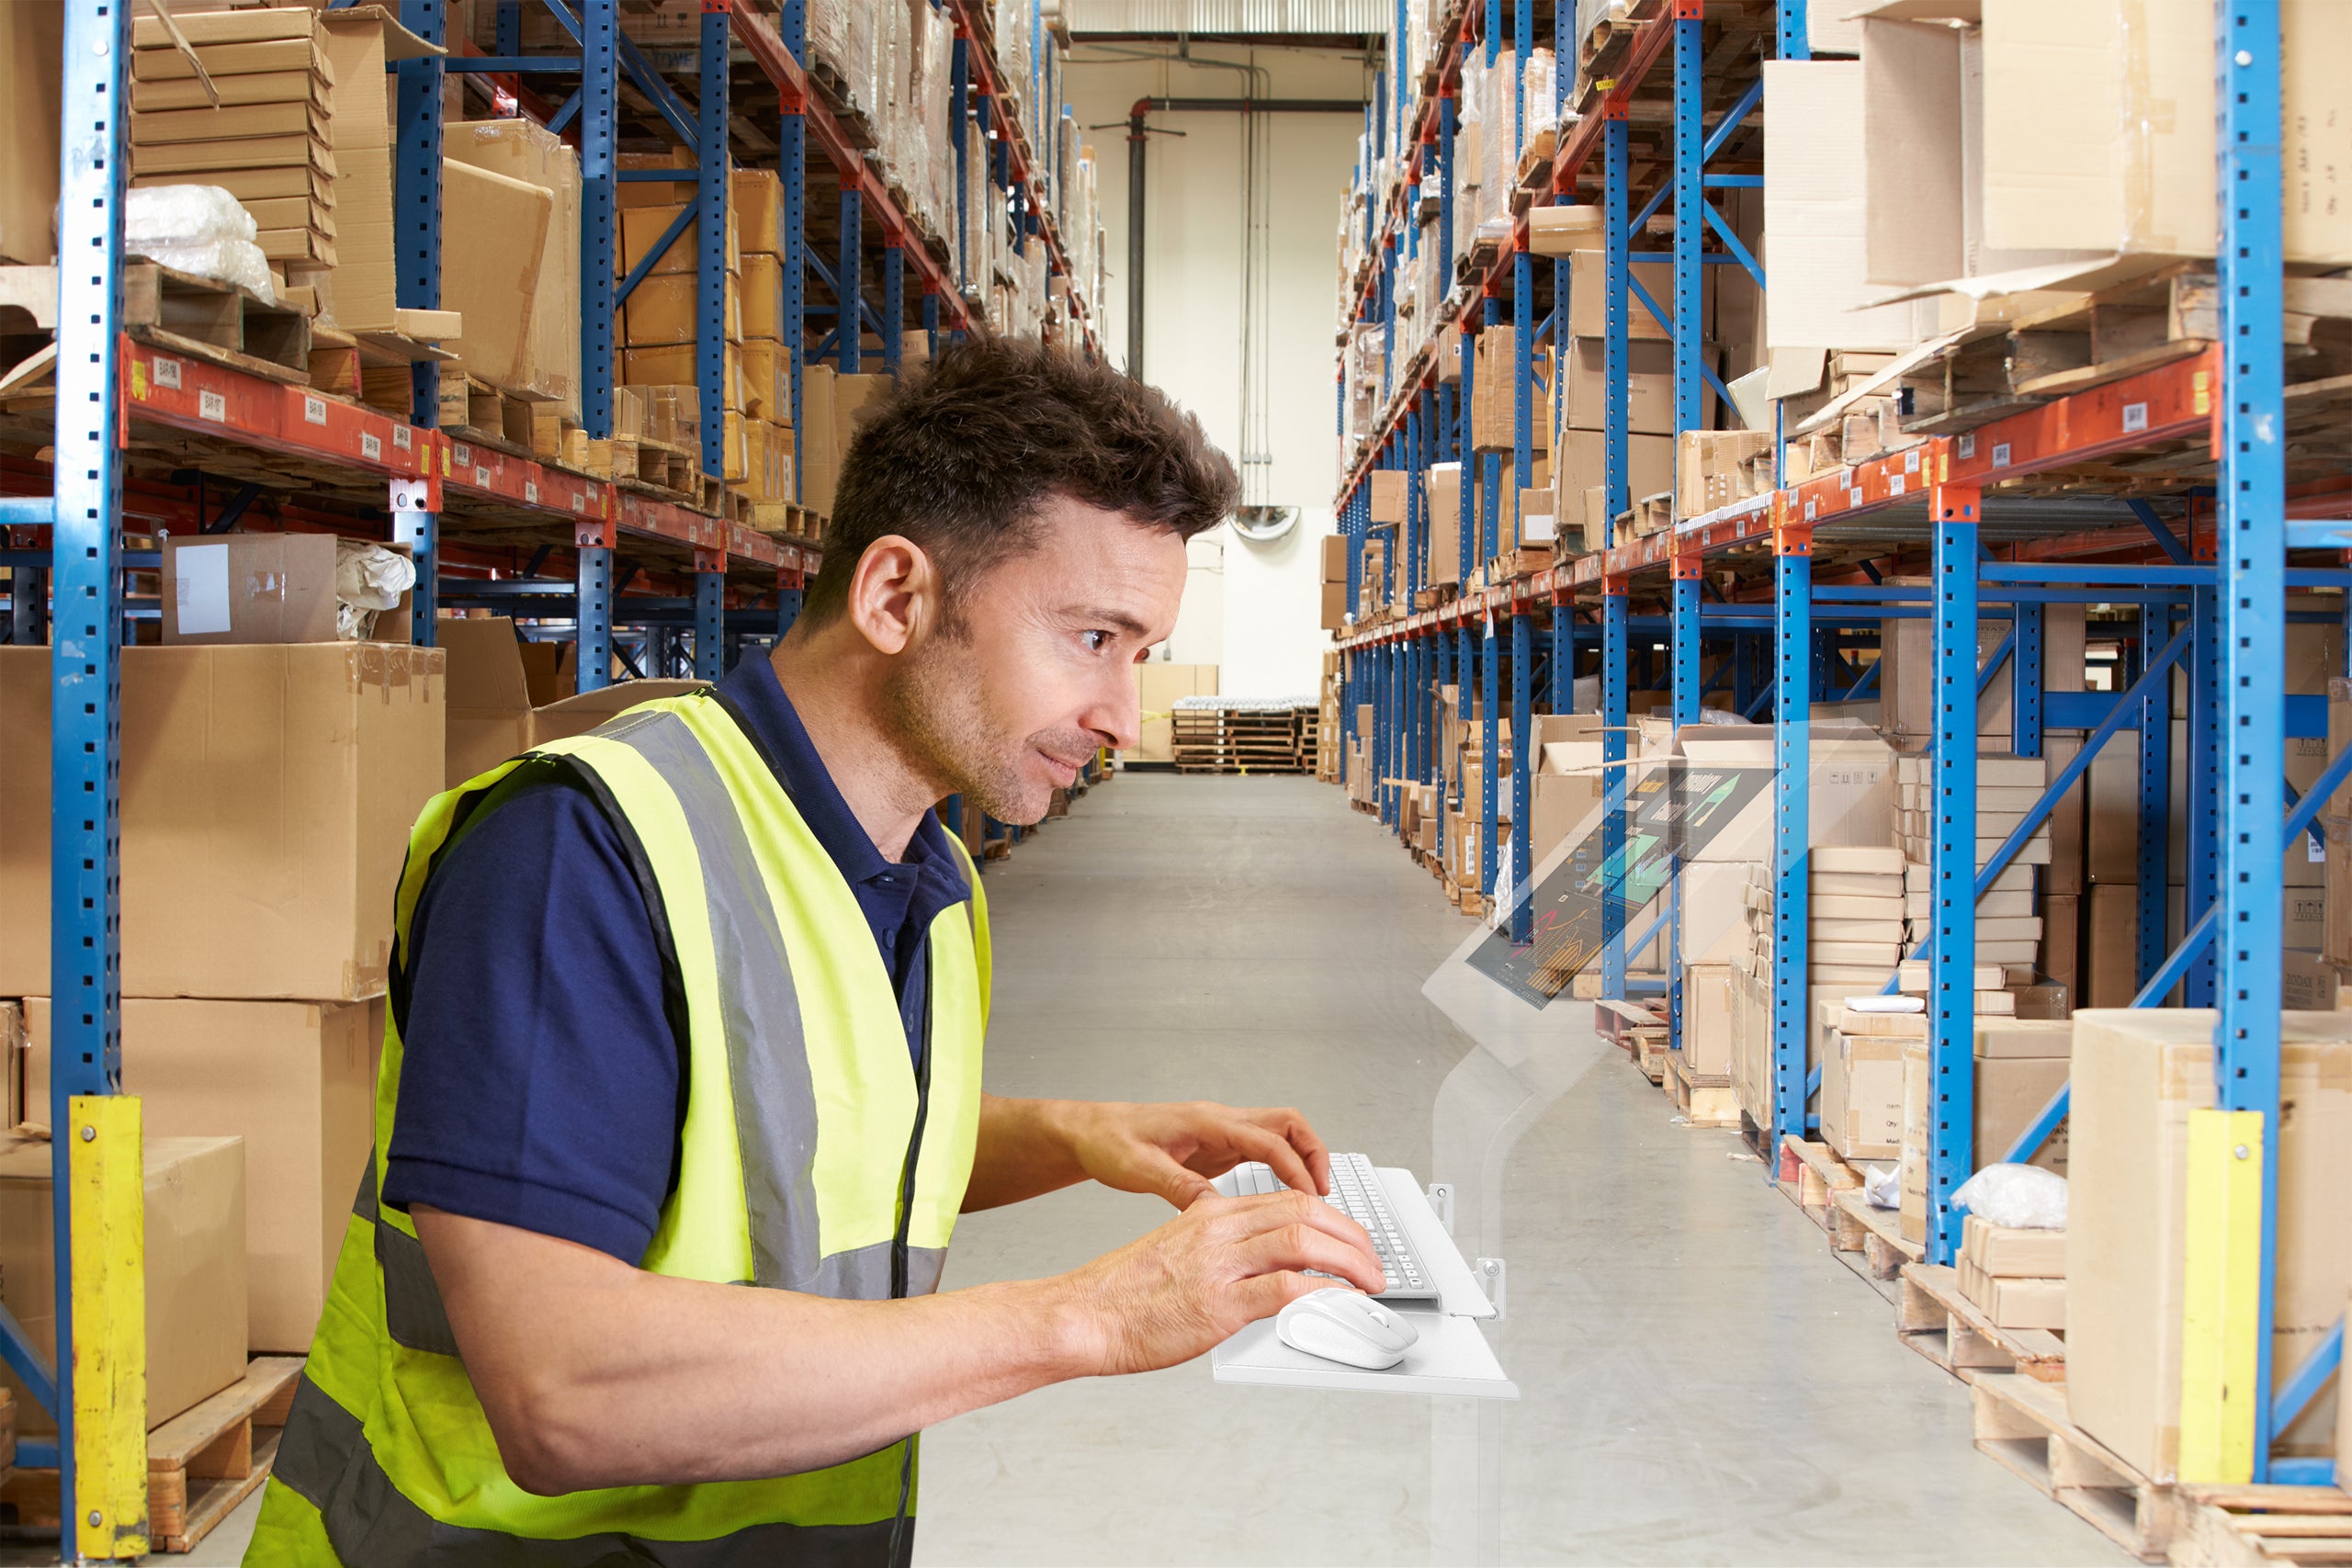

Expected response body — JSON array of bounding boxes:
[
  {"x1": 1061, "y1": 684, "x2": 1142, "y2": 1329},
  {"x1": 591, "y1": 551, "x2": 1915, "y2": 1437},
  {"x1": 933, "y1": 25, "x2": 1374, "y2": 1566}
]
[{"x1": 1125, "y1": 96, "x2": 1363, "y2": 380}]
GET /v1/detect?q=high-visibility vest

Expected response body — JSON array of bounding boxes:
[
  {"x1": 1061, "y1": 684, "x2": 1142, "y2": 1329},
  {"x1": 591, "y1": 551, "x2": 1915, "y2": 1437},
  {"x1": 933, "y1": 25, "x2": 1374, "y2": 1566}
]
[{"x1": 244, "y1": 690, "x2": 989, "y2": 1566}]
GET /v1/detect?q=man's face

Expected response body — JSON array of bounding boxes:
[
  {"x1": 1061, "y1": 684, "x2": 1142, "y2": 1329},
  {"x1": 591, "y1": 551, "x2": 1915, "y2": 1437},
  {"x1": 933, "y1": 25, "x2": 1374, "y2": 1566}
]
[{"x1": 889, "y1": 494, "x2": 1188, "y2": 825}]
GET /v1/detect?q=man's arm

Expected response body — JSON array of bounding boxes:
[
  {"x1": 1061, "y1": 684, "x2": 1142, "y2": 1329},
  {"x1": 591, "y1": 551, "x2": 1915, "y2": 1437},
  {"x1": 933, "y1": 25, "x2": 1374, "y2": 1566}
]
[
  {"x1": 415, "y1": 1187, "x2": 1381, "y2": 1495},
  {"x1": 961, "y1": 1093, "x2": 1334, "y2": 1212}
]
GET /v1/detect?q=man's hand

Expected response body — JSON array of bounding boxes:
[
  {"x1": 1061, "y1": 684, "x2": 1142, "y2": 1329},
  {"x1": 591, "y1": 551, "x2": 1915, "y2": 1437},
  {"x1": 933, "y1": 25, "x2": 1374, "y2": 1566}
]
[
  {"x1": 962, "y1": 1094, "x2": 1336, "y2": 1213},
  {"x1": 1061, "y1": 1189, "x2": 1386, "y2": 1376},
  {"x1": 1057, "y1": 1100, "x2": 1333, "y2": 1209}
]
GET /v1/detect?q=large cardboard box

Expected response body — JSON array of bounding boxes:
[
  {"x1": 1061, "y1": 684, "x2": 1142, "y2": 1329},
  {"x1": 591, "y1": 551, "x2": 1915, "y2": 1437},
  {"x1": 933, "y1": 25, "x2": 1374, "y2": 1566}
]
[
  {"x1": 0, "y1": 1131, "x2": 246, "y2": 1430},
  {"x1": 445, "y1": 118, "x2": 582, "y2": 420},
  {"x1": 1554, "y1": 430, "x2": 1675, "y2": 548},
  {"x1": 1762, "y1": 60, "x2": 1923, "y2": 352},
  {"x1": 1822, "y1": 1026, "x2": 1904, "y2": 1162},
  {"x1": 161, "y1": 534, "x2": 337, "y2": 645},
  {"x1": 24, "y1": 999, "x2": 370, "y2": 1355},
  {"x1": 439, "y1": 616, "x2": 702, "y2": 786},
  {"x1": 1683, "y1": 964, "x2": 1735, "y2": 1078},
  {"x1": 1566, "y1": 251, "x2": 1672, "y2": 341},
  {"x1": 0, "y1": 644, "x2": 445, "y2": 1000},
  {"x1": 2066, "y1": 1009, "x2": 2352, "y2": 1482},
  {"x1": 1898, "y1": 1021, "x2": 2071, "y2": 1244},
  {"x1": 1128, "y1": 663, "x2": 1218, "y2": 764},
  {"x1": 311, "y1": 7, "x2": 439, "y2": 330},
  {"x1": 1562, "y1": 337, "x2": 1678, "y2": 434},
  {"x1": 1982, "y1": 0, "x2": 2352, "y2": 265},
  {"x1": 1428, "y1": 464, "x2": 1464, "y2": 585},
  {"x1": 2, "y1": 1, "x2": 62, "y2": 265},
  {"x1": 442, "y1": 160, "x2": 552, "y2": 390}
]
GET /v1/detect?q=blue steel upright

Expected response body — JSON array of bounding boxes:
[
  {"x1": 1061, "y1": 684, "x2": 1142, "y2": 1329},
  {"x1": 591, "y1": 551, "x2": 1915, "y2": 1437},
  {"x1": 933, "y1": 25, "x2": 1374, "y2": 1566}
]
[
  {"x1": 695, "y1": 6, "x2": 729, "y2": 482},
  {"x1": 398, "y1": 0, "x2": 447, "y2": 642},
  {"x1": 1770, "y1": 505, "x2": 1810, "y2": 1140},
  {"x1": 1928, "y1": 480, "x2": 1983, "y2": 1263},
  {"x1": 2214, "y1": 0, "x2": 2287, "y2": 1477},
  {"x1": 49, "y1": 0, "x2": 133, "y2": 1542},
  {"x1": 577, "y1": 0, "x2": 618, "y2": 689}
]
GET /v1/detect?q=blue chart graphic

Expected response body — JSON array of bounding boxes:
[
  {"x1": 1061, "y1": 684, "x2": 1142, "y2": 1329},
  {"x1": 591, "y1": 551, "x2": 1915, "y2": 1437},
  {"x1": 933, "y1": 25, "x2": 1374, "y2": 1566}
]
[{"x1": 1466, "y1": 763, "x2": 1773, "y2": 1008}]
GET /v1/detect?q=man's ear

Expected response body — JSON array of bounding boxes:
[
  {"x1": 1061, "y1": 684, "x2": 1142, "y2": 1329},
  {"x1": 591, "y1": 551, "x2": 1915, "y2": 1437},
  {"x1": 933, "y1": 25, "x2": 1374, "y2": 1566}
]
[{"x1": 843, "y1": 535, "x2": 943, "y2": 655}]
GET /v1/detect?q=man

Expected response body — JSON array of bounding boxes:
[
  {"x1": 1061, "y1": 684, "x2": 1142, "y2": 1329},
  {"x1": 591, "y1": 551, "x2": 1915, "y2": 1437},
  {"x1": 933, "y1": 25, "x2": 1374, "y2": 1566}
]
[{"x1": 247, "y1": 339, "x2": 1385, "y2": 1565}]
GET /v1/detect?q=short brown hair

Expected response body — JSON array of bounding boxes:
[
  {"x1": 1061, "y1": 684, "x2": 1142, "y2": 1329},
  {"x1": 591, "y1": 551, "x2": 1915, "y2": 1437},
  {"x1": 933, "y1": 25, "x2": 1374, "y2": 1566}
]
[{"x1": 798, "y1": 337, "x2": 1238, "y2": 627}]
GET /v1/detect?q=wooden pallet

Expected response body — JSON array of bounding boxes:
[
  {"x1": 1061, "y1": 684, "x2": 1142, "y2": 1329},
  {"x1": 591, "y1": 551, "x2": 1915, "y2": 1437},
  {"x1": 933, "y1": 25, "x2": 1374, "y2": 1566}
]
[
  {"x1": 1969, "y1": 1371, "x2": 2177, "y2": 1562},
  {"x1": 1897, "y1": 1263, "x2": 2068, "y2": 1384},
  {"x1": 1830, "y1": 1188, "x2": 1923, "y2": 1280},
  {"x1": 1629, "y1": 1025, "x2": 1669, "y2": 1083},
  {"x1": 2171, "y1": 1487, "x2": 2352, "y2": 1567},
  {"x1": 1775, "y1": 1136, "x2": 1861, "y2": 1235},
  {"x1": 2, "y1": 1357, "x2": 302, "y2": 1553},
  {"x1": 122, "y1": 259, "x2": 311, "y2": 384},
  {"x1": 1666, "y1": 1054, "x2": 1738, "y2": 1126}
]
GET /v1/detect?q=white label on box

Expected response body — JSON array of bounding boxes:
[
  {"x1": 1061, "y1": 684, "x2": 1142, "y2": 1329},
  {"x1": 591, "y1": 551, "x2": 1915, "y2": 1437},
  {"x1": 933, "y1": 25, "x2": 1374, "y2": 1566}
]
[
  {"x1": 153, "y1": 356, "x2": 181, "y2": 389},
  {"x1": 360, "y1": 431, "x2": 382, "y2": 461},
  {"x1": 2122, "y1": 401, "x2": 2149, "y2": 433},
  {"x1": 1523, "y1": 513, "x2": 1555, "y2": 542},
  {"x1": 525, "y1": 479, "x2": 539, "y2": 505},
  {"x1": 392, "y1": 423, "x2": 412, "y2": 451},
  {"x1": 453, "y1": 444, "x2": 472, "y2": 468},
  {"x1": 1958, "y1": 434, "x2": 1976, "y2": 460},
  {"x1": 303, "y1": 394, "x2": 327, "y2": 426},
  {"x1": 2311, "y1": 831, "x2": 2327, "y2": 863},
  {"x1": 1992, "y1": 442, "x2": 2012, "y2": 468},
  {"x1": 198, "y1": 389, "x2": 225, "y2": 423},
  {"x1": 172, "y1": 541, "x2": 233, "y2": 635}
]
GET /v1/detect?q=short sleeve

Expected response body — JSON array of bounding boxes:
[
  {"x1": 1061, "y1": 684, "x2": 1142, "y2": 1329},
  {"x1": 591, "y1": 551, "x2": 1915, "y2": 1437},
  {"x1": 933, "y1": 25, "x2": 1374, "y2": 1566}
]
[{"x1": 381, "y1": 764, "x2": 684, "y2": 1263}]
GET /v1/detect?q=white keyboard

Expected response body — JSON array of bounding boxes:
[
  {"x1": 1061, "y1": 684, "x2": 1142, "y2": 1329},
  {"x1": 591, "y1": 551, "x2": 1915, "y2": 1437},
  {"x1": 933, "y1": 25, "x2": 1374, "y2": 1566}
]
[{"x1": 1223, "y1": 1152, "x2": 1439, "y2": 1302}]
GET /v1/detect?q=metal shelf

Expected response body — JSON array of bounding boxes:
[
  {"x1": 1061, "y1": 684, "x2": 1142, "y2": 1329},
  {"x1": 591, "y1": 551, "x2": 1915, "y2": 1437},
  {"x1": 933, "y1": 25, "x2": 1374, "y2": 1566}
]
[{"x1": 1335, "y1": 0, "x2": 2344, "y2": 1492}]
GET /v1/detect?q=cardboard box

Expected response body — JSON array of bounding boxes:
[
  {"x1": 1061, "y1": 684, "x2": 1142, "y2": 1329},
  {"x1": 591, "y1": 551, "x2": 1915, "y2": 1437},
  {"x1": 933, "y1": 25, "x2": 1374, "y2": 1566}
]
[
  {"x1": 1962, "y1": 1213, "x2": 2065, "y2": 1278},
  {"x1": 1554, "y1": 430, "x2": 1676, "y2": 548},
  {"x1": 1822, "y1": 1026, "x2": 1903, "y2": 1161},
  {"x1": 1982, "y1": 0, "x2": 2352, "y2": 265},
  {"x1": 439, "y1": 616, "x2": 703, "y2": 786},
  {"x1": 445, "y1": 118, "x2": 582, "y2": 419},
  {"x1": 129, "y1": 133, "x2": 334, "y2": 179},
  {"x1": 1526, "y1": 202, "x2": 1603, "y2": 257},
  {"x1": 1319, "y1": 533, "x2": 1348, "y2": 584},
  {"x1": 0, "y1": 644, "x2": 445, "y2": 1000},
  {"x1": 1763, "y1": 60, "x2": 1924, "y2": 352},
  {"x1": 312, "y1": 7, "x2": 438, "y2": 332},
  {"x1": 1127, "y1": 663, "x2": 1218, "y2": 763},
  {"x1": 2065, "y1": 1009, "x2": 2352, "y2": 1481},
  {"x1": 741, "y1": 252, "x2": 782, "y2": 341},
  {"x1": 1566, "y1": 250, "x2": 1672, "y2": 341},
  {"x1": 1958, "y1": 1265, "x2": 2065, "y2": 1331},
  {"x1": 2, "y1": 1, "x2": 63, "y2": 264},
  {"x1": 1898, "y1": 1022, "x2": 2071, "y2": 1244},
  {"x1": 0, "y1": 1130, "x2": 246, "y2": 1429},
  {"x1": 1369, "y1": 470, "x2": 1409, "y2": 525},
  {"x1": 1562, "y1": 337, "x2": 1679, "y2": 434},
  {"x1": 161, "y1": 534, "x2": 337, "y2": 645},
  {"x1": 741, "y1": 339, "x2": 787, "y2": 423},
  {"x1": 1683, "y1": 964, "x2": 1735, "y2": 1078},
  {"x1": 732, "y1": 167, "x2": 783, "y2": 254},
  {"x1": 626, "y1": 271, "x2": 741, "y2": 349},
  {"x1": 23, "y1": 998, "x2": 372, "y2": 1356},
  {"x1": 1428, "y1": 464, "x2": 1464, "y2": 585},
  {"x1": 1319, "y1": 581, "x2": 1349, "y2": 634},
  {"x1": 130, "y1": 70, "x2": 334, "y2": 113},
  {"x1": 442, "y1": 160, "x2": 551, "y2": 390}
]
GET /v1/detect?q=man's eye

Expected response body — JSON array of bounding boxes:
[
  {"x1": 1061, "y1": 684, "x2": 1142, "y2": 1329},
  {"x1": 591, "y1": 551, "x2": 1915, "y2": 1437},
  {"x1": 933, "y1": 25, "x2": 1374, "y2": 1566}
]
[{"x1": 1083, "y1": 629, "x2": 1111, "y2": 653}]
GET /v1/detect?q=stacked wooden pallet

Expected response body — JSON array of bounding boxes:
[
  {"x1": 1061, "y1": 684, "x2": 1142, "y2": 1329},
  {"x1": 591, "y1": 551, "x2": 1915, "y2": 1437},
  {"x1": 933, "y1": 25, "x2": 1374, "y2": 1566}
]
[{"x1": 1170, "y1": 697, "x2": 1318, "y2": 774}]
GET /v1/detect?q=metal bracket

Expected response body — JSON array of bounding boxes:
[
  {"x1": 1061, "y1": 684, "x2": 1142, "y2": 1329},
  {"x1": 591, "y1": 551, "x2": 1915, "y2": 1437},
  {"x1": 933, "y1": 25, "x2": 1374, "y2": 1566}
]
[
  {"x1": 1475, "y1": 1257, "x2": 1507, "y2": 1319},
  {"x1": 389, "y1": 477, "x2": 431, "y2": 520},
  {"x1": 1424, "y1": 1181, "x2": 1455, "y2": 1235}
]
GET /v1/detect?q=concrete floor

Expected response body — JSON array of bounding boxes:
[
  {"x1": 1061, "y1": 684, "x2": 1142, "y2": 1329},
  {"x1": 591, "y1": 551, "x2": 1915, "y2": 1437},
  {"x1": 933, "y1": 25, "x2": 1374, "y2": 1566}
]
[{"x1": 9, "y1": 773, "x2": 2128, "y2": 1566}]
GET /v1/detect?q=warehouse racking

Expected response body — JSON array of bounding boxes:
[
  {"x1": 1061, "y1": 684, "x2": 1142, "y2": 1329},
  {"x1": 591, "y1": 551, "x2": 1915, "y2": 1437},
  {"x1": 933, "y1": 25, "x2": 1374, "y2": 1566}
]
[
  {"x1": 1334, "y1": 0, "x2": 2345, "y2": 1493},
  {"x1": 4, "y1": 0, "x2": 1097, "y2": 1551}
]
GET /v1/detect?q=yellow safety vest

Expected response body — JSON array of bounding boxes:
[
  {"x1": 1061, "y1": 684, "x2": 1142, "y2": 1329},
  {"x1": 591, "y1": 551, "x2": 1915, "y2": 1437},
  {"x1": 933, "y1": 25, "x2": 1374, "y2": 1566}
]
[{"x1": 244, "y1": 689, "x2": 989, "y2": 1566}]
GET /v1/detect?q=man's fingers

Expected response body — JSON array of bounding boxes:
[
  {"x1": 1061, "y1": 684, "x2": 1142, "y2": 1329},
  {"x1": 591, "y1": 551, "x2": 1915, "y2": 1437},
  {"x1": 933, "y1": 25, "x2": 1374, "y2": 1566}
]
[
  {"x1": 1135, "y1": 1145, "x2": 1218, "y2": 1209},
  {"x1": 1231, "y1": 1224, "x2": 1387, "y2": 1296},
  {"x1": 1233, "y1": 1122, "x2": 1318, "y2": 1196},
  {"x1": 1226, "y1": 1269, "x2": 1328, "y2": 1325},
  {"x1": 1272, "y1": 1110, "x2": 1333, "y2": 1197}
]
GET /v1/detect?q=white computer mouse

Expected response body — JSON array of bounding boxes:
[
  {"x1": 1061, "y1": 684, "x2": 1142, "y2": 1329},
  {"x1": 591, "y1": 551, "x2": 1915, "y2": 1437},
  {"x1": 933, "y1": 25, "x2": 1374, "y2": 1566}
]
[{"x1": 1275, "y1": 1286, "x2": 1419, "y2": 1371}]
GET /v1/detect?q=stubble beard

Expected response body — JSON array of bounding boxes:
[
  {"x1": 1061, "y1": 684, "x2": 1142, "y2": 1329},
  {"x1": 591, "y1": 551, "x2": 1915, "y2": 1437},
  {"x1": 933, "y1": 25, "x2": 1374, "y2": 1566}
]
[{"x1": 886, "y1": 631, "x2": 1053, "y2": 826}]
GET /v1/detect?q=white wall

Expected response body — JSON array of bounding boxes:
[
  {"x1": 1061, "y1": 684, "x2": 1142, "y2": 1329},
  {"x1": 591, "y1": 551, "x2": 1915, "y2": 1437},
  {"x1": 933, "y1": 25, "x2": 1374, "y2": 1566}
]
[{"x1": 1065, "y1": 44, "x2": 1368, "y2": 696}]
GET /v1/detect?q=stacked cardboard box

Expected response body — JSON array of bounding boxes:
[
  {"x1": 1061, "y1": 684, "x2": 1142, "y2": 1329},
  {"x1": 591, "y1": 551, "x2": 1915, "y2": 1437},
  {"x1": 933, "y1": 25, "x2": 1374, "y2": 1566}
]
[
  {"x1": 1958, "y1": 1213, "x2": 2065, "y2": 1331},
  {"x1": 1736, "y1": 846, "x2": 1906, "y2": 990},
  {"x1": 1897, "y1": 1017, "x2": 2071, "y2": 1246},
  {"x1": 1319, "y1": 534, "x2": 1350, "y2": 633},
  {"x1": 3, "y1": 633, "x2": 444, "y2": 1356},
  {"x1": 1819, "y1": 1002, "x2": 1923, "y2": 1163},
  {"x1": 445, "y1": 118, "x2": 582, "y2": 422},
  {"x1": 128, "y1": 12, "x2": 336, "y2": 271}
]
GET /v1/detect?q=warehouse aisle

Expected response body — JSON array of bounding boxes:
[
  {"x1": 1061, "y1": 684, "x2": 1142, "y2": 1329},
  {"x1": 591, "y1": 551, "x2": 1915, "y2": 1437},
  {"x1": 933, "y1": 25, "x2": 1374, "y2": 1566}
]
[{"x1": 920, "y1": 774, "x2": 2125, "y2": 1567}]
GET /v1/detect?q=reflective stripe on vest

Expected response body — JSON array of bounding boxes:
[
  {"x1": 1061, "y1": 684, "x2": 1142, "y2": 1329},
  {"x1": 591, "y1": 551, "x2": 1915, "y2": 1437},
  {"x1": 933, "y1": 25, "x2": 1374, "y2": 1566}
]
[{"x1": 246, "y1": 691, "x2": 986, "y2": 1566}]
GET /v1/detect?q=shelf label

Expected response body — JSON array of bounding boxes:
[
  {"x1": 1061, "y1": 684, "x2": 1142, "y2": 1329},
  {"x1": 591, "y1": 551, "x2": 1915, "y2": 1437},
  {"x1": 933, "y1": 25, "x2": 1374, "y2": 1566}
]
[
  {"x1": 1957, "y1": 434, "x2": 1977, "y2": 460},
  {"x1": 475, "y1": 466, "x2": 492, "y2": 488},
  {"x1": 153, "y1": 357, "x2": 181, "y2": 390},
  {"x1": 524, "y1": 479, "x2": 539, "y2": 505},
  {"x1": 452, "y1": 444, "x2": 472, "y2": 468},
  {"x1": 360, "y1": 431, "x2": 382, "y2": 462},
  {"x1": 1992, "y1": 442, "x2": 2012, "y2": 468},
  {"x1": 1905, "y1": 447, "x2": 1921, "y2": 473},
  {"x1": 2122, "y1": 400, "x2": 2149, "y2": 433},
  {"x1": 198, "y1": 389, "x2": 225, "y2": 423},
  {"x1": 1889, "y1": 474, "x2": 1905, "y2": 496},
  {"x1": 303, "y1": 394, "x2": 327, "y2": 426},
  {"x1": 392, "y1": 424, "x2": 412, "y2": 451}
]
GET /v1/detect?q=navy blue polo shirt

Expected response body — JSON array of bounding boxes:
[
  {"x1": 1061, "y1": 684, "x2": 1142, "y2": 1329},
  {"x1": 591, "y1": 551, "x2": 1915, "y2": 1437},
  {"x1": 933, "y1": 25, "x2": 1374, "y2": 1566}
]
[{"x1": 381, "y1": 654, "x2": 972, "y2": 1264}]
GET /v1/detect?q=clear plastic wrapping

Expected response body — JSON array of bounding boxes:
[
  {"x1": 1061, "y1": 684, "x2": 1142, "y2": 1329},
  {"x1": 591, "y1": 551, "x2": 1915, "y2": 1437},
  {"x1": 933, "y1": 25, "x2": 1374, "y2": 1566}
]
[{"x1": 128, "y1": 185, "x2": 273, "y2": 301}]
